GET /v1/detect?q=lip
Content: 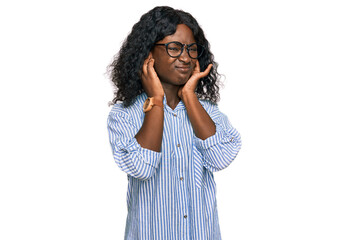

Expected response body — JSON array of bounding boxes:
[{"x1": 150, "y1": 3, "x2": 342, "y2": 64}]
[{"x1": 175, "y1": 66, "x2": 191, "y2": 73}]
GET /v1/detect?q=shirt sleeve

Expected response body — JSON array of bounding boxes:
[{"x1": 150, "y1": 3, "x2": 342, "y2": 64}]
[
  {"x1": 194, "y1": 103, "x2": 242, "y2": 172},
  {"x1": 107, "y1": 111, "x2": 162, "y2": 180}
]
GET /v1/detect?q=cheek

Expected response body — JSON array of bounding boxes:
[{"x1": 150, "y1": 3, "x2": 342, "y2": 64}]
[
  {"x1": 191, "y1": 61, "x2": 197, "y2": 71},
  {"x1": 154, "y1": 58, "x2": 174, "y2": 74},
  {"x1": 153, "y1": 59, "x2": 173, "y2": 82},
  {"x1": 153, "y1": 60, "x2": 167, "y2": 76}
]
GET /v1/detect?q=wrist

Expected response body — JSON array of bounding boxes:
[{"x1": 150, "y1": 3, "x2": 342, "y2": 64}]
[
  {"x1": 181, "y1": 91, "x2": 197, "y2": 105},
  {"x1": 152, "y1": 95, "x2": 164, "y2": 102},
  {"x1": 143, "y1": 96, "x2": 164, "y2": 113}
]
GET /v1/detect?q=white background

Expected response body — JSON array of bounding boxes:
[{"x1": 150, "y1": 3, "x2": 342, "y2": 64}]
[{"x1": 1, "y1": 0, "x2": 361, "y2": 239}]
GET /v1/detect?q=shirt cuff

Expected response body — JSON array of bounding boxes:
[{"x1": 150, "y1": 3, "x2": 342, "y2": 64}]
[{"x1": 194, "y1": 124, "x2": 236, "y2": 150}]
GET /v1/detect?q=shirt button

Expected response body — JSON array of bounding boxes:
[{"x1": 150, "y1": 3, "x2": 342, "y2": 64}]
[
  {"x1": 173, "y1": 113, "x2": 177, "y2": 117},
  {"x1": 177, "y1": 143, "x2": 180, "y2": 147},
  {"x1": 184, "y1": 215, "x2": 187, "y2": 219},
  {"x1": 180, "y1": 177, "x2": 184, "y2": 181}
]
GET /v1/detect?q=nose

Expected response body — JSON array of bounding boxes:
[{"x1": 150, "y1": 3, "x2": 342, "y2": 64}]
[{"x1": 178, "y1": 44, "x2": 191, "y2": 63}]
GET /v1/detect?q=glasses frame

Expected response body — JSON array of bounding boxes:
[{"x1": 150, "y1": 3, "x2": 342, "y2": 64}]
[{"x1": 154, "y1": 41, "x2": 204, "y2": 59}]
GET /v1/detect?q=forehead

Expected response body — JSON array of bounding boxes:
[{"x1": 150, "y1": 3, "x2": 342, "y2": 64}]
[{"x1": 160, "y1": 24, "x2": 196, "y2": 44}]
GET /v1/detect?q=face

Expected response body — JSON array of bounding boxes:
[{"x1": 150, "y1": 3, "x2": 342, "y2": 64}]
[{"x1": 151, "y1": 24, "x2": 197, "y2": 86}]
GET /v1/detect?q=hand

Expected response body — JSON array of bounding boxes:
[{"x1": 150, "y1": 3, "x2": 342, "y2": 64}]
[
  {"x1": 141, "y1": 53, "x2": 164, "y2": 99},
  {"x1": 178, "y1": 61, "x2": 212, "y2": 100}
]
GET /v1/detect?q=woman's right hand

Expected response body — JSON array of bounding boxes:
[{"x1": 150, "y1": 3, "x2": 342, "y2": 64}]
[{"x1": 141, "y1": 53, "x2": 164, "y2": 99}]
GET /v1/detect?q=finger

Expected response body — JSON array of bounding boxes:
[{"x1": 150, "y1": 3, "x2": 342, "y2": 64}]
[
  {"x1": 143, "y1": 57, "x2": 150, "y2": 76},
  {"x1": 147, "y1": 58, "x2": 155, "y2": 74},
  {"x1": 147, "y1": 58, "x2": 156, "y2": 77},
  {"x1": 194, "y1": 60, "x2": 201, "y2": 73},
  {"x1": 148, "y1": 57, "x2": 154, "y2": 69},
  {"x1": 141, "y1": 71, "x2": 146, "y2": 83},
  {"x1": 199, "y1": 64, "x2": 213, "y2": 78},
  {"x1": 143, "y1": 52, "x2": 154, "y2": 74},
  {"x1": 204, "y1": 63, "x2": 213, "y2": 74}
]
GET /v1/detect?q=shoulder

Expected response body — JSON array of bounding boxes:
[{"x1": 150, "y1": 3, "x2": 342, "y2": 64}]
[
  {"x1": 198, "y1": 99, "x2": 229, "y2": 122},
  {"x1": 199, "y1": 99, "x2": 219, "y2": 113}
]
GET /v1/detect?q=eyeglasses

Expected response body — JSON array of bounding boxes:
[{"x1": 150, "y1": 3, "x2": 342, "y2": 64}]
[{"x1": 154, "y1": 41, "x2": 204, "y2": 59}]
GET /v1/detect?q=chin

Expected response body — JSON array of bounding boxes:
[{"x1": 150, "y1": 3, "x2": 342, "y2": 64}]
[
  {"x1": 177, "y1": 72, "x2": 193, "y2": 83},
  {"x1": 177, "y1": 76, "x2": 190, "y2": 85},
  {"x1": 160, "y1": 72, "x2": 192, "y2": 86}
]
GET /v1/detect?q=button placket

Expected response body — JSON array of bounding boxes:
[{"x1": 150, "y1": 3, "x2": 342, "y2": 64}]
[{"x1": 170, "y1": 108, "x2": 189, "y2": 236}]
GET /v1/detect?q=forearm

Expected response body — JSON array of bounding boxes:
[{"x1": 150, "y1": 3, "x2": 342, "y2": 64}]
[
  {"x1": 135, "y1": 97, "x2": 164, "y2": 152},
  {"x1": 182, "y1": 92, "x2": 216, "y2": 140},
  {"x1": 108, "y1": 111, "x2": 162, "y2": 180}
]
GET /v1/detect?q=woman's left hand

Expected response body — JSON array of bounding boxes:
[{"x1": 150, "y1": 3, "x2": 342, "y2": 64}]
[{"x1": 178, "y1": 61, "x2": 213, "y2": 100}]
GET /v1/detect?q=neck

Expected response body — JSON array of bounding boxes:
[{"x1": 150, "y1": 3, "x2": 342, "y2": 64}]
[{"x1": 161, "y1": 82, "x2": 181, "y2": 110}]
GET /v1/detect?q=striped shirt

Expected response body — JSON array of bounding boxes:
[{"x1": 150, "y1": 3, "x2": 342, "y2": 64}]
[{"x1": 107, "y1": 93, "x2": 241, "y2": 240}]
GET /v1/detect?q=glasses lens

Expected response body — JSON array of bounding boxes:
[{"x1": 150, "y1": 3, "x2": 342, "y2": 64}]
[
  {"x1": 188, "y1": 43, "x2": 198, "y2": 59},
  {"x1": 167, "y1": 42, "x2": 183, "y2": 57},
  {"x1": 188, "y1": 43, "x2": 204, "y2": 59}
]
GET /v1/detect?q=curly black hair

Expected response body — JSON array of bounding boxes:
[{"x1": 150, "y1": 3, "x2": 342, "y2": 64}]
[{"x1": 108, "y1": 6, "x2": 221, "y2": 107}]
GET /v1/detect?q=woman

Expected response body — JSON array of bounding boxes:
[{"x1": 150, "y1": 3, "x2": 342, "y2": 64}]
[{"x1": 107, "y1": 6, "x2": 241, "y2": 239}]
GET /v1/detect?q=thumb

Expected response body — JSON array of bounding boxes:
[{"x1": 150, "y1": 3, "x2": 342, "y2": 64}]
[{"x1": 199, "y1": 64, "x2": 213, "y2": 78}]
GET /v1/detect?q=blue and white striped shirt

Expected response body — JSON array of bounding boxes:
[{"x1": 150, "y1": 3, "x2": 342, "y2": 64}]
[{"x1": 107, "y1": 93, "x2": 241, "y2": 240}]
